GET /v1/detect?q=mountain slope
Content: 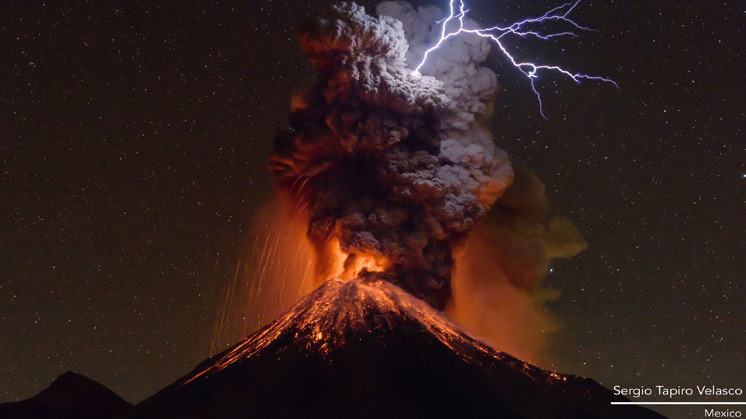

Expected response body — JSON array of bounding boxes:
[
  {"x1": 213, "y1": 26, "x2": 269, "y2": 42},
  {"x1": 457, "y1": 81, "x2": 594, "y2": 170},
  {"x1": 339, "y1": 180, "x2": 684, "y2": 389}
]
[
  {"x1": 129, "y1": 277, "x2": 663, "y2": 419},
  {"x1": 0, "y1": 371, "x2": 132, "y2": 419}
]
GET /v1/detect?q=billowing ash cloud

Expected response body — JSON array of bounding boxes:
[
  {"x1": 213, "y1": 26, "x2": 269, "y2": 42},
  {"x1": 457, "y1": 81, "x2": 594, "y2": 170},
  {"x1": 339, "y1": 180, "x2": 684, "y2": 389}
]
[{"x1": 269, "y1": 2, "x2": 512, "y2": 309}]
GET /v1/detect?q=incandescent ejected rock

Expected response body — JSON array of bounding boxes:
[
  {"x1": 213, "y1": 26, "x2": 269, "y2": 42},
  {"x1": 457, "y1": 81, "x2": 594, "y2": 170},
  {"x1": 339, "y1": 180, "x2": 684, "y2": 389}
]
[
  {"x1": 269, "y1": 2, "x2": 513, "y2": 309},
  {"x1": 127, "y1": 277, "x2": 663, "y2": 419}
]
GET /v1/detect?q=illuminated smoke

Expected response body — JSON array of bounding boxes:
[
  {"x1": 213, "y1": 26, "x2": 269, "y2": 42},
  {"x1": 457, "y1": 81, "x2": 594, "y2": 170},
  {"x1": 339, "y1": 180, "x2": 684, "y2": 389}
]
[
  {"x1": 447, "y1": 167, "x2": 587, "y2": 364},
  {"x1": 269, "y1": 2, "x2": 512, "y2": 309}
]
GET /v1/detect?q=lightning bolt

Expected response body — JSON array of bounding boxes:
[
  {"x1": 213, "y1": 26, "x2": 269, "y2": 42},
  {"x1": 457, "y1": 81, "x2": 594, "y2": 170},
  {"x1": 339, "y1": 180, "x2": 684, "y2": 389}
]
[{"x1": 413, "y1": 0, "x2": 619, "y2": 119}]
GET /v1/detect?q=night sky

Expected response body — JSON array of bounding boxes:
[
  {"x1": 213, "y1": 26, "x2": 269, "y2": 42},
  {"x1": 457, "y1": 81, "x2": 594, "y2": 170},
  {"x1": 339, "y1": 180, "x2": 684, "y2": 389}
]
[{"x1": 2, "y1": 0, "x2": 744, "y2": 414}]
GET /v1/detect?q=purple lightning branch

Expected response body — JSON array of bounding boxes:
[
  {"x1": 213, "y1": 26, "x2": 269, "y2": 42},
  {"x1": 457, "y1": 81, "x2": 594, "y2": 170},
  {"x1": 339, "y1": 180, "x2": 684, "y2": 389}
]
[{"x1": 413, "y1": 0, "x2": 618, "y2": 119}]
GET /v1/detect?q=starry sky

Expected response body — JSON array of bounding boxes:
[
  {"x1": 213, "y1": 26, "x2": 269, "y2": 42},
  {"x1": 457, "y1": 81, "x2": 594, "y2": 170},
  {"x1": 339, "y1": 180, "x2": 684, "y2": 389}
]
[{"x1": 1, "y1": 0, "x2": 744, "y2": 414}]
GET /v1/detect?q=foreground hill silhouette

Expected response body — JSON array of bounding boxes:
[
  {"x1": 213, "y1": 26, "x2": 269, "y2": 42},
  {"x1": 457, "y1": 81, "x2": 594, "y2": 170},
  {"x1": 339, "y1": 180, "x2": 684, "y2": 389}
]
[
  {"x1": 0, "y1": 371, "x2": 132, "y2": 419},
  {"x1": 127, "y1": 277, "x2": 664, "y2": 419}
]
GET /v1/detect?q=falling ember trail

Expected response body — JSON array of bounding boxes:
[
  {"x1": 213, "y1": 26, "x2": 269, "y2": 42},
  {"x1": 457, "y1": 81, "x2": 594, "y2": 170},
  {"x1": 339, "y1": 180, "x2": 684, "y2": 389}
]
[
  {"x1": 414, "y1": 0, "x2": 618, "y2": 119},
  {"x1": 212, "y1": 196, "x2": 319, "y2": 350}
]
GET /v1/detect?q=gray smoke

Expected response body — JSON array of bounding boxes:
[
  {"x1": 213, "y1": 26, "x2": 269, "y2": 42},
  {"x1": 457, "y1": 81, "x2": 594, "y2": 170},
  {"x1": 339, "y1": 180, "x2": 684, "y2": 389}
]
[{"x1": 269, "y1": 1, "x2": 512, "y2": 309}]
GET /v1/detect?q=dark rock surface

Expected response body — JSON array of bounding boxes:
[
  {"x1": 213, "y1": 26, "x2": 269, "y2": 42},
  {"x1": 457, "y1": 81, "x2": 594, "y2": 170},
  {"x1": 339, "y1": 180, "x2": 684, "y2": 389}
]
[{"x1": 0, "y1": 371, "x2": 132, "y2": 419}]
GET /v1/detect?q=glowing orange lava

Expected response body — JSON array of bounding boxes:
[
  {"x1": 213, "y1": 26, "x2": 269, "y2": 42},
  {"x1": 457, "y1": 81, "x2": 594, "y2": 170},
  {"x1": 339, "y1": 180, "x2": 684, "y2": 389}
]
[{"x1": 327, "y1": 238, "x2": 388, "y2": 280}]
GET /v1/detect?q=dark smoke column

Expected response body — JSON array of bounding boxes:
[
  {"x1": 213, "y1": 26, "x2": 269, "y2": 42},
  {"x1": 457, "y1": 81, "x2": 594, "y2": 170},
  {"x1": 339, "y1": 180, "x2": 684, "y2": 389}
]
[{"x1": 269, "y1": 2, "x2": 512, "y2": 309}]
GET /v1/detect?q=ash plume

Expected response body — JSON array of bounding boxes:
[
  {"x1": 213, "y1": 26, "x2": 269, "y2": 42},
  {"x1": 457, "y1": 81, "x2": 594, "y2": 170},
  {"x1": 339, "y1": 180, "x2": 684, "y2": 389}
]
[
  {"x1": 447, "y1": 167, "x2": 587, "y2": 364},
  {"x1": 269, "y1": 2, "x2": 512, "y2": 309}
]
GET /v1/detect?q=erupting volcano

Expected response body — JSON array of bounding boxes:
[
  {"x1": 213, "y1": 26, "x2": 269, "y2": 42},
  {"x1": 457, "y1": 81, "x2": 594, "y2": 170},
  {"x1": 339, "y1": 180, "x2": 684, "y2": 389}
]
[
  {"x1": 269, "y1": 0, "x2": 513, "y2": 310},
  {"x1": 128, "y1": 1, "x2": 661, "y2": 418},
  {"x1": 215, "y1": 0, "x2": 595, "y2": 364}
]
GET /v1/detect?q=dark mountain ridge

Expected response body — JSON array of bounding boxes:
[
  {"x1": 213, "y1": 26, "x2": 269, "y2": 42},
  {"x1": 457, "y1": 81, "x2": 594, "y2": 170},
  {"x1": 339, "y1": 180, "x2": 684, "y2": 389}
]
[{"x1": 0, "y1": 371, "x2": 132, "y2": 419}]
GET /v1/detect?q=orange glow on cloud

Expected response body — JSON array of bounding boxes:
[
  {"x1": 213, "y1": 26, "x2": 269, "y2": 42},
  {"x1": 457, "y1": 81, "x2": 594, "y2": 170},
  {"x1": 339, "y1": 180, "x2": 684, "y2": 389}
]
[
  {"x1": 327, "y1": 238, "x2": 388, "y2": 280},
  {"x1": 445, "y1": 224, "x2": 559, "y2": 367}
]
